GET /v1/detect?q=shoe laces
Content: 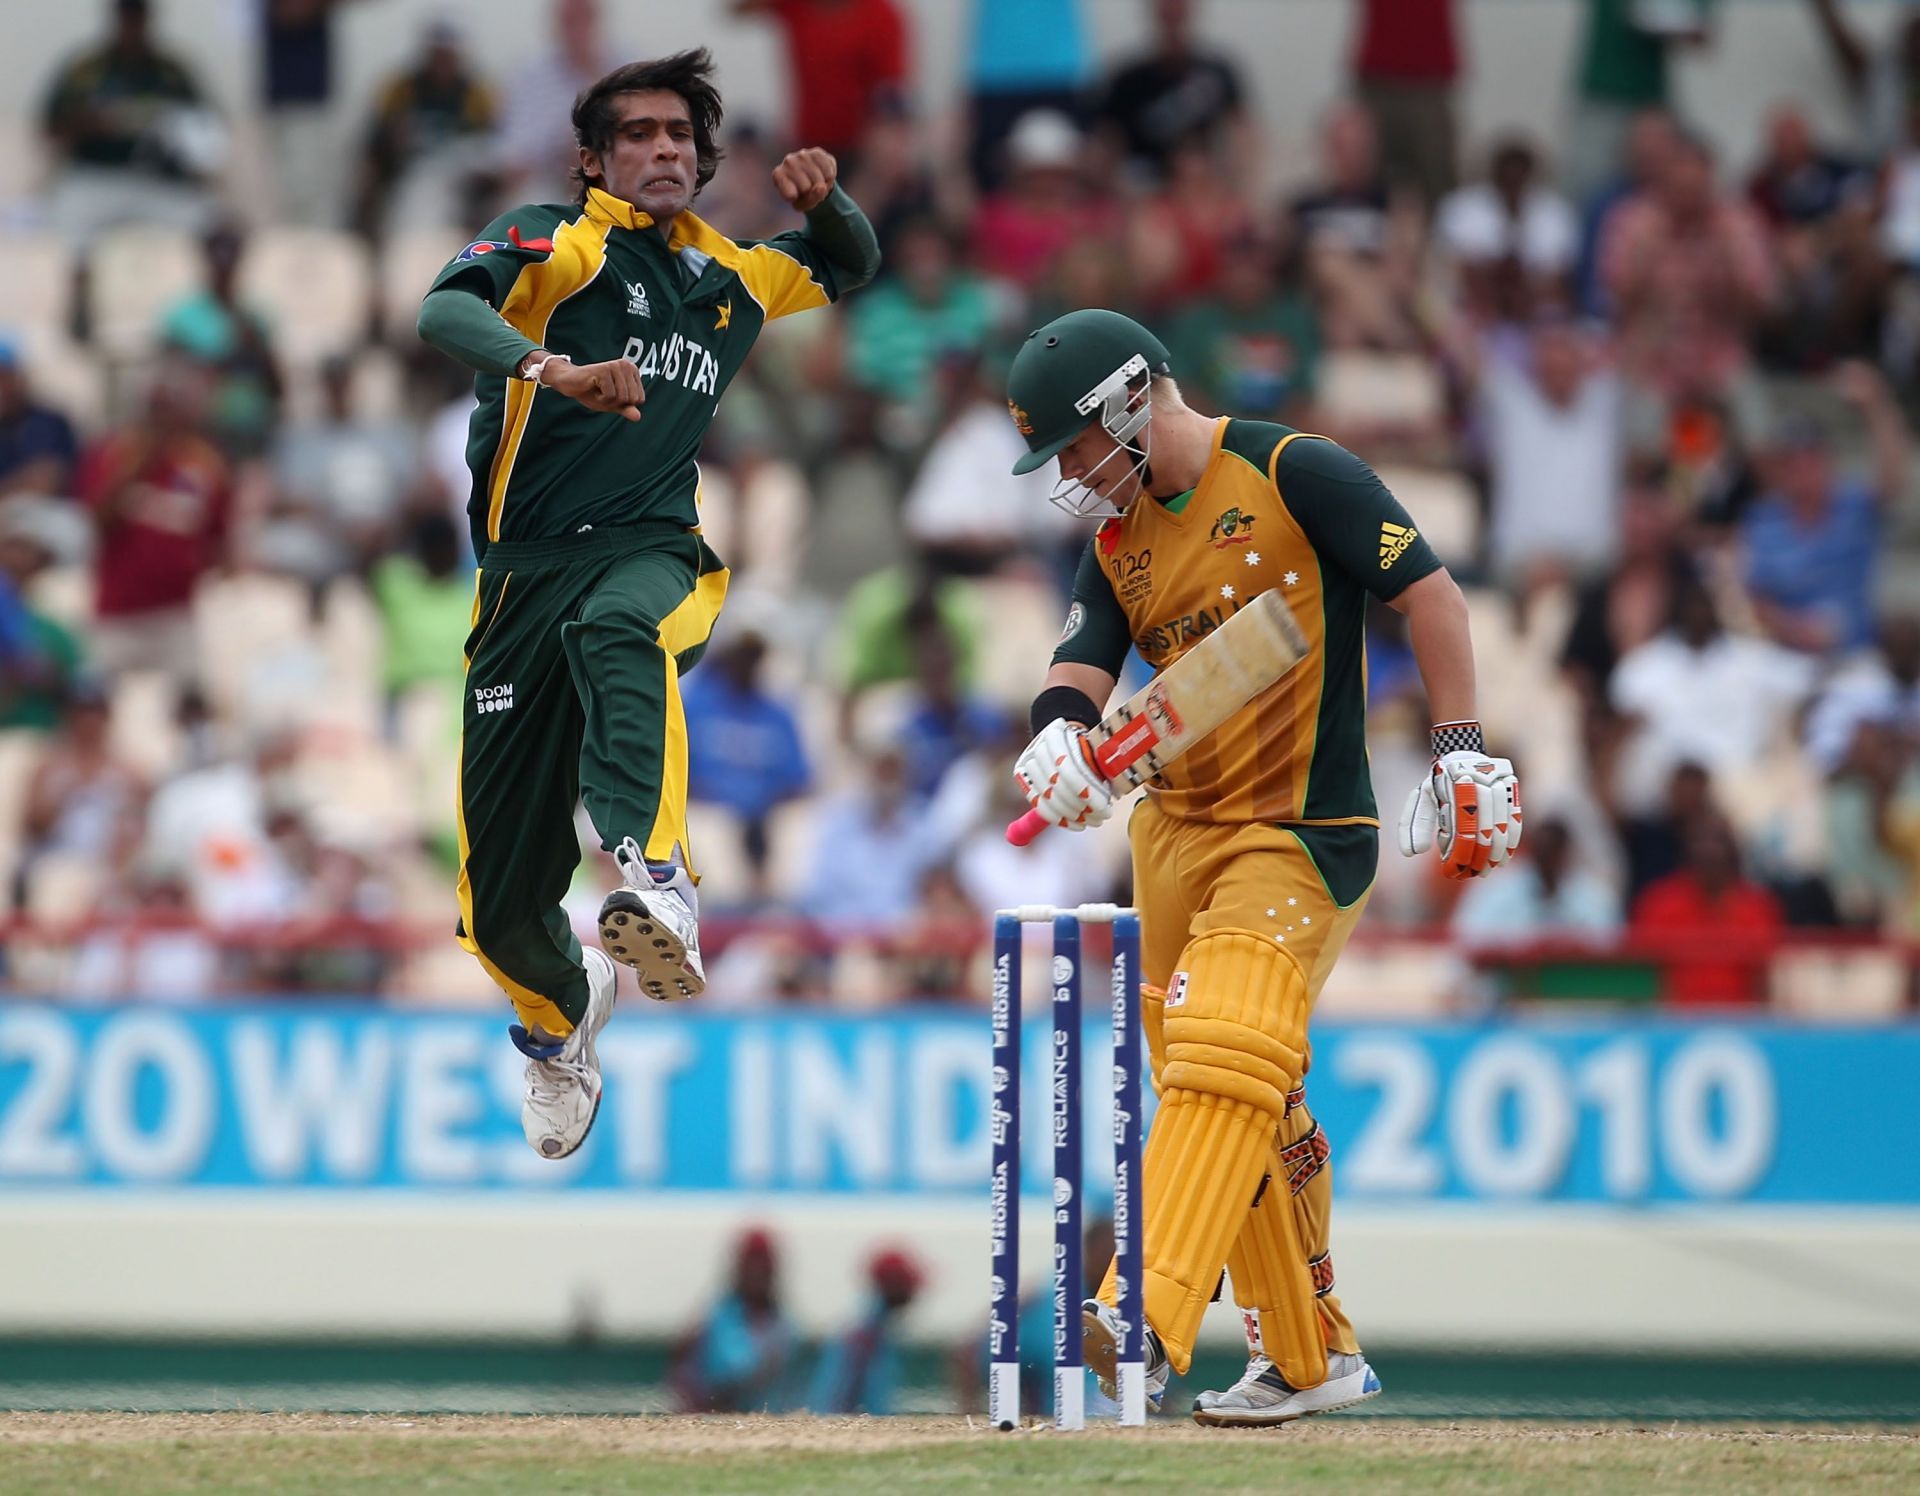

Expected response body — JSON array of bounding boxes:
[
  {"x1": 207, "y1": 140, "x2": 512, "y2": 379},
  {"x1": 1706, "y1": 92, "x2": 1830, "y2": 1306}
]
[
  {"x1": 525, "y1": 1048, "x2": 592, "y2": 1113},
  {"x1": 1230, "y1": 1354, "x2": 1279, "y2": 1394},
  {"x1": 614, "y1": 836, "x2": 648, "y2": 890}
]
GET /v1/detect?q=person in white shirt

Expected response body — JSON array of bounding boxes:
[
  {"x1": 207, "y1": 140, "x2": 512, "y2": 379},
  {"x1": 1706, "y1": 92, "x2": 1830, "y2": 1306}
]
[
  {"x1": 1451, "y1": 814, "x2": 1620, "y2": 950},
  {"x1": 496, "y1": 0, "x2": 613, "y2": 204},
  {"x1": 1609, "y1": 577, "x2": 1818, "y2": 815},
  {"x1": 1436, "y1": 135, "x2": 1579, "y2": 306}
]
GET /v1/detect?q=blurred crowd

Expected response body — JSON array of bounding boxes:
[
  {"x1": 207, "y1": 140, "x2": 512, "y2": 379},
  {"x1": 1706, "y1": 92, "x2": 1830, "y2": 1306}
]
[{"x1": 4, "y1": 0, "x2": 1920, "y2": 1011}]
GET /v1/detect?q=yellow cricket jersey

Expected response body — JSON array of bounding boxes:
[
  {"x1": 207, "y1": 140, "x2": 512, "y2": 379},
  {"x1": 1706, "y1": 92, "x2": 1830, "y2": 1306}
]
[{"x1": 1053, "y1": 418, "x2": 1441, "y2": 826}]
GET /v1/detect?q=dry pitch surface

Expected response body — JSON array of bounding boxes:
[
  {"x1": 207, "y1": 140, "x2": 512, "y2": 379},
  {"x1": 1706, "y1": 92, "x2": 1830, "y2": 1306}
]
[{"x1": 3, "y1": 1413, "x2": 1918, "y2": 1493}]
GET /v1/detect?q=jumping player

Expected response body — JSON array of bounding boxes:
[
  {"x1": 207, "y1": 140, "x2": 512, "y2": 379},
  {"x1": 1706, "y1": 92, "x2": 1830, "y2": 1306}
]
[
  {"x1": 418, "y1": 50, "x2": 878, "y2": 1159},
  {"x1": 1006, "y1": 309, "x2": 1520, "y2": 1425}
]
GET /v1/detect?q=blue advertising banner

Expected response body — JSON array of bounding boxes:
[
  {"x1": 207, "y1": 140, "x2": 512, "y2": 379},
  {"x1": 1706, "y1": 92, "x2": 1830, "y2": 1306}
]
[{"x1": 1, "y1": 1006, "x2": 1916, "y2": 1204}]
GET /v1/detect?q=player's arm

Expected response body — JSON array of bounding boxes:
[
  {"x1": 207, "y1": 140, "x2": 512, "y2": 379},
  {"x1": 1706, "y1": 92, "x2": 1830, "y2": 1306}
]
[
  {"x1": 748, "y1": 153, "x2": 883, "y2": 314},
  {"x1": 1013, "y1": 543, "x2": 1129, "y2": 832},
  {"x1": 416, "y1": 212, "x2": 643, "y2": 419},
  {"x1": 1275, "y1": 435, "x2": 1520, "y2": 878}
]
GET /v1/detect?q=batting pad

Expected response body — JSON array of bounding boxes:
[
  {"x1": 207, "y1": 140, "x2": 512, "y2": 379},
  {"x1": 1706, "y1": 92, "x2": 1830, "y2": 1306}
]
[
  {"x1": 1139, "y1": 930, "x2": 1309, "y2": 1373},
  {"x1": 1226, "y1": 1107, "x2": 1336, "y2": 1390}
]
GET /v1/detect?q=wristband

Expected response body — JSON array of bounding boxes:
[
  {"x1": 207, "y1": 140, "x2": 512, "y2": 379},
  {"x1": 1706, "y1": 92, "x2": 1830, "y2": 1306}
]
[
  {"x1": 1430, "y1": 720, "x2": 1485, "y2": 759},
  {"x1": 1031, "y1": 684, "x2": 1101, "y2": 738},
  {"x1": 522, "y1": 352, "x2": 570, "y2": 385}
]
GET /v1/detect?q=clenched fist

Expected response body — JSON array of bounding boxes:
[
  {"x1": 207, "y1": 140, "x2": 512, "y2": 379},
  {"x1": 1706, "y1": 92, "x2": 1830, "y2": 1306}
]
[
  {"x1": 537, "y1": 355, "x2": 645, "y2": 423},
  {"x1": 773, "y1": 148, "x2": 838, "y2": 213}
]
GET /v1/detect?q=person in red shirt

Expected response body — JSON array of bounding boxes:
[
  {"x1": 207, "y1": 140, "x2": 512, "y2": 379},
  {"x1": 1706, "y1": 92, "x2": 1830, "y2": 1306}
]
[
  {"x1": 1351, "y1": 0, "x2": 1461, "y2": 207},
  {"x1": 76, "y1": 367, "x2": 231, "y2": 690},
  {"x1": 733, "y1": 0, "x2": 909, "y2": 161},
  {"x1": 1629, "y1": 812, "x2": 1782, "y2": 1006}
]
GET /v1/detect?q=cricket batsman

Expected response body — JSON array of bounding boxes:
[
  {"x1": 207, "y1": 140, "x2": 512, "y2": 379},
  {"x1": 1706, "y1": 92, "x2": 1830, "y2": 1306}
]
[
  {"x1": 417, "y1": 49, "x2": 878, "y2": 1159},
  {"x1": 1006, "y1": 309, "x2": 1520, "y2": 1425}
]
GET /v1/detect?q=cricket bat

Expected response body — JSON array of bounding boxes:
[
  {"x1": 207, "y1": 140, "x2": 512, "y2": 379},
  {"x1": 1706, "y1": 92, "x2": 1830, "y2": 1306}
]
[{"x1": 1006, "y1": 589, "x2": 1312, "y2": 846}]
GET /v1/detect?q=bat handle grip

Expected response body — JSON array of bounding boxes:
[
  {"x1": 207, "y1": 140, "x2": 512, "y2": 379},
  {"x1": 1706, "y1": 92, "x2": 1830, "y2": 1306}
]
[{"x1": 1005, "y1": 808, "x2": 1049, "y2": 847}]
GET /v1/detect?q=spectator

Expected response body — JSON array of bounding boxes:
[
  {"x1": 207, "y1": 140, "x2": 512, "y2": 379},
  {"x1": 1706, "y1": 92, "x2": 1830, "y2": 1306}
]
[
  {"x1": 142, "y1": 724, "x2": 306, "y2": 928},
  {"x1": 1164, "y1": 230, "x2": 1319, "y2": 422},
  {"x1": 1617, "y1": 759, "x2": 1714, "y2": 907},
  {"x1": 682, "y1": 617, "x2": 813, "y2": 908},
  {"x1": 157, "y1": 222, "x2": 284, "y2": 457},
  {"x1": 970, "y1": 110, "x2": 1116, "y2": 294},
  {"x1": 261, "y1": 356, "x2": 419, "y2": 604},
  {"x1": 75, "y1": 366, "x2": 231, "y2": 688},
  {"x1": 808, "y1": 1247, "x2": 925, "y2": 1414},
  {"x1": 40, "y1": 0, "x2": 223, "y2": 240},
  {"x1": 1470, "y1": 313, "x2": 1623, "y2": 582},
  {"x1": 1451, "y1": 815, "x2": 1620, "y2": 950},
  {"x1": 1821, "y1": 718, "x2": 1920, "y2": 928},
  {"x1": 0, "y1": 499, "x2": 88, "y2": 732},
  {"x1": 1350, "y1": 0, "x2": 1461, "y2": 207},
  {"x1": 1566, "y1": 0, "x2": 1714, "y2": 200},
  {"x1": 894, "y1": 620, "x2": 1005, "y2": 801},
  {"x1": 965, "y1": 0, "x2": 1092, "y2": 192},
  {"x1": 1096, "y1": 0, "x2": 1252, "y2": 186},
  {"x1": 497, "y1": 0, "x2": 611, "y2": 205},
  {"x1": 732, "y1": 0, "x2": 911, "y2": 162},
  {"x1": 1808, "y1": 0, "x2": 1920, "y2": 155},
  {"x1": 1805, "y1": 615, "x2": 1920, "y2": 776},
  {"x1": 260, "y1": 0, "x2": 356, "y2": 225},
  {"x1": 697, "y1": 121, "x2": 795, "y2": 247},
  {"x1": 369, "y1": 510, "x2": 473, "y2": 718},
  {"x1": 1574, "y1": 106, "x2": 1677, "y2": 318},
  {"x1": 902, "y1": 353, "x2": 1075, "y2": 572},
  {"x1": 1747, "y1": 106, "x2": 1884, "y2": 374},
  {"x1": 350, "y1": 17, "x2": 498, "y2": 241},
  {"x1": 1608, "y1": 577, "x2": 1816, "y2": 816},
  {"x1": 1125, "y1": 139, "x2": 1256, "y2": 310},
  {"x1": 834, "y1": 554, "x2": 982, "y2": 736},
  {"x1": 844, "y1": 217, "x2": 994, "y2": 444},
  {"x1": 65, "y1": 858, "x2": 220, "y2": 1002},
  {"x1": 1287, "y1": 100, "x2": 1420, "y2": 351},
  {"x1": 803, "y1": 745, "x2": 942, "y2": 928},
  {"x1": 1599, "y1": 130, "x2": 1775, "y2": 421},
  {"x1": 1435, "y1": 135, "x2": 1579, "y2": 316},
  {"x1": 1742, "y1": 362, "x2": 1908, "y2": 656},
  {"x1": 843, "y1": 98, "x2": 970, "y2": 266},
  {"x1": 1629, "y1": 811, "x2": 1782, "y2": 1006},
  {"x1": 13, "y1": 682, "x2": 146, "y2": 914},
  {"x1": 0, "y1": 339, "x2": 80, "y2": 501},
  {"x1": 670, "y1": 1227, "x2": 795, "y2": 1413}
]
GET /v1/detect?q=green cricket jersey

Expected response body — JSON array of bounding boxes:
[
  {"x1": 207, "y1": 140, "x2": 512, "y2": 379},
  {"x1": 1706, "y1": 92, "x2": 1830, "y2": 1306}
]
[{"x1": 428, "y1": 185, "x2": 869, "y2": 560}]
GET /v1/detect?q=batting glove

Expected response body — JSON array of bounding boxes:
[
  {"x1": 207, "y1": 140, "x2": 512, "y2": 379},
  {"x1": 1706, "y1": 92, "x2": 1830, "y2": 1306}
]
[
  {"x1": 1014, "y1": 717, "x2": 1115, "y2": 833},
  {"x1": 1397, "y1": 721, "x2": 1522, "y2": 879}
]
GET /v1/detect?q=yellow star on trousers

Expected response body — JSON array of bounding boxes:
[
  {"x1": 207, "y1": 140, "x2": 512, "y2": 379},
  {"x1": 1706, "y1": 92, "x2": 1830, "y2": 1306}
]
[{"x1": 714, "y1": 300, "x2": 732, "y2": 330}]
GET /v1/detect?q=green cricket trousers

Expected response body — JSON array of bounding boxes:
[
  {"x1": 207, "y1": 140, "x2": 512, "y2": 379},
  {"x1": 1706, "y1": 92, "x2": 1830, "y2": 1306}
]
[{"x1": 455, "y1": 522, "x2": 727, "y2": 1036}]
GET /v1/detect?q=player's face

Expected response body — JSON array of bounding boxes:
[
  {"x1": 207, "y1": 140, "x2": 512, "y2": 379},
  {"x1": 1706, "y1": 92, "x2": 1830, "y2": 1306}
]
[
  {"x1": 588, "y1": 90, "x2": 698, "y2": 220},
  {"x1": 1055, "y1": 421, "x2": 1146, "y2": 511}
]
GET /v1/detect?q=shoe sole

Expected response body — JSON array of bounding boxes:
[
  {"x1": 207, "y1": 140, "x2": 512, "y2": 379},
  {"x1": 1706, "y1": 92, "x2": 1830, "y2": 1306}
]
[
  {"x1": 531, "y1": 953, "x2": 618, "y2": 1161},
  {"x1": 1190, "y1": 1371, "x2": 1382, "y2": 1429},
  {"x1": 1081, "y1": 1308, "x2": 1165, "y2": 1412},
  {"x1": 598, "y1": 890, "x2": 703, "y2": 1002}
]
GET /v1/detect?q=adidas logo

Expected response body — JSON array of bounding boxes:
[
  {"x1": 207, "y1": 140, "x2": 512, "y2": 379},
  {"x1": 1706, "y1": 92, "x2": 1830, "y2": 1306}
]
[
  {"x1": 626, "y1": 279, "x2": 651, "y2": 317},
  {"x1": 474, "y1": 683, "x2": 515, "y2": 714},
  {"x1": 1379, "y1": 521, "x2": 1418, "y2": 570}
]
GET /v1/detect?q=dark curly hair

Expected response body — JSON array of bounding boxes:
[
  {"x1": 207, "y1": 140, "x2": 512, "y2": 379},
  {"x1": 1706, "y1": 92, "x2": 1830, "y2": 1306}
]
[{"x1": 572, "y1": 49, "x2": 725, "y2": 204}]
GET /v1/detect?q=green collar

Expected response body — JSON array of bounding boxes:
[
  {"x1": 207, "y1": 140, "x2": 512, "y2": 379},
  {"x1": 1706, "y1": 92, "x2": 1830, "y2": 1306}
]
[{"x1": 1158, "y1": 487, "x2": 1197, "y2": 516}]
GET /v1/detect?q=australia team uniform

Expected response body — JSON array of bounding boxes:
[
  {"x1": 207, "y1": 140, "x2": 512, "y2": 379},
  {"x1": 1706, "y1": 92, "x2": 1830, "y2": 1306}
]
[
  {"x1": 429, "y1": 185, "x2": 868, "y2": 1039},
  {"x1": 1054, "y1": 416, "x2": 1441, "y2": 1385}
]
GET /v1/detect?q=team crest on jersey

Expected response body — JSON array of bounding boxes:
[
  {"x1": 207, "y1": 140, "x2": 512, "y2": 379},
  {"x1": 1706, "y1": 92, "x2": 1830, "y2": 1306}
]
[
  {"x1": 1209, "y1": 507, "x2": 1256, "y2": 547},
  {"x1": 626, "y1": 280, "x2": 652, "y2": 318},
  {"x1": 1007, "y1": 400, "x2": 1034, "y2": 437},
  {"x1": 456, "y1": 239, "x2": 508, "y2": 261}
]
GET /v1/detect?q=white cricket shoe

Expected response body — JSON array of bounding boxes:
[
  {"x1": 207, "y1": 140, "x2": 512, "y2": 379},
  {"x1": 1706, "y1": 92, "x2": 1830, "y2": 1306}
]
[
  {"x1": 509, "y1": 946, "x2": 618, "y2": 1160},
  {"x1": 598, "y1": 837, "x2": 704, "y2": 1002},
  {"x1": 1081, "y1": 1297, "x2": 1170, "y2": 1412},
  {"x1": 1190, "y1": 1349, "x2": 1382, "y2": 1428}
]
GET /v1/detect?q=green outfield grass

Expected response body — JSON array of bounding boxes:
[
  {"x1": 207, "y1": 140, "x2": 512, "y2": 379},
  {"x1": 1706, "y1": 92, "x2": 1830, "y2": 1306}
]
[{"x1": 2, "y1": 1416, "x2": 1919, "y2": 1495}]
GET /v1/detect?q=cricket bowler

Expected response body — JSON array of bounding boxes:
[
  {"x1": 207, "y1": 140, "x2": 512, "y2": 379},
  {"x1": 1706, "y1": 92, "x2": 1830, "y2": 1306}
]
[
  {"x1": 1006, "y1": 309, "x2": 1520, "y2": 1425},
  {"x1": 417, "y1": 49, "x2": 878, "y2": 1159}
]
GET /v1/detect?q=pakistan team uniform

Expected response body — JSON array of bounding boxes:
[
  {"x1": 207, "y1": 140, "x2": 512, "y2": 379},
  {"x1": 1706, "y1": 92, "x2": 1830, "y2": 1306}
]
[
  {"x1": 1053, "y1": 414, "x2": 1439, "y2": 1397},
  {"x1": 425, "y1": 184, "x2": 874, "y2": 1040}
]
